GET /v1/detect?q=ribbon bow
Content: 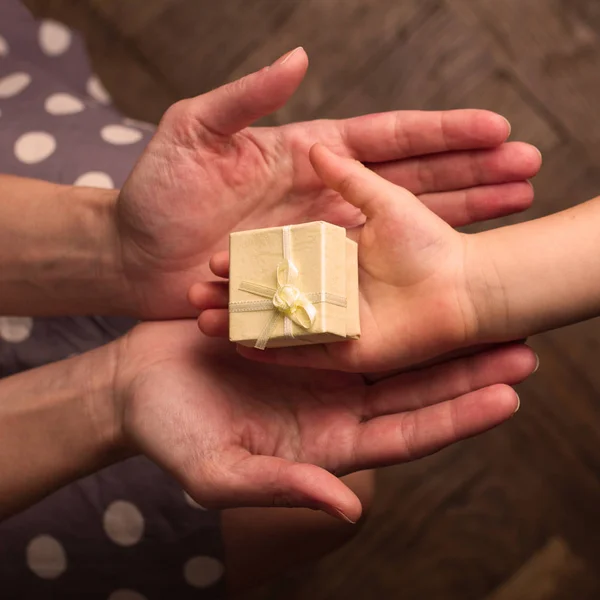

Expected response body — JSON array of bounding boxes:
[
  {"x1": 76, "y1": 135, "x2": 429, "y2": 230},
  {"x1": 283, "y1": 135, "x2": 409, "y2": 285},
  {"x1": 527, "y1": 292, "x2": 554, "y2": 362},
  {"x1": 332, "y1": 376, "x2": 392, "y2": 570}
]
[
  {"x1": 271, "y1": 260, "x2": 317, "y2": 330},
  {"x1": 229, "y1": 225, "x2": 347, "y2": 350}
]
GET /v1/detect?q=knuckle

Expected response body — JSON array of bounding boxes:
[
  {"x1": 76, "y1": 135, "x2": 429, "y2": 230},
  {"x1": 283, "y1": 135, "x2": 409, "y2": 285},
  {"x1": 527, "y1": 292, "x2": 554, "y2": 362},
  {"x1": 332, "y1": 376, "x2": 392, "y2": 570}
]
[
  {"x1": 159, "y1": 99, "x2": 197, "y2": 145},
  {"x1": 161, "y1": 99, "x2": 192, "y2": 129},
  {"x1": 337, "y1": 173, "x2": 357, "y2": 198},
  {"x1": 272, "y1": 491, "x2": 295, "y2": 509},
  {"x1": 399, "y1": 414, "x2": 420, "y2": 461},
  {"x1": 393, "y1": 112, "x2": 412, "y2": 154}
]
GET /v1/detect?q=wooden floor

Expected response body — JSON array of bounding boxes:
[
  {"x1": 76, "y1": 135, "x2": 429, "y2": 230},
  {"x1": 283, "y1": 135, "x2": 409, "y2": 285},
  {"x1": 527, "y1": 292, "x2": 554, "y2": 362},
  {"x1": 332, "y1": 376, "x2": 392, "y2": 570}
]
[{"x1": 23, "y1": 0, "x2": 600, "y2": 598}]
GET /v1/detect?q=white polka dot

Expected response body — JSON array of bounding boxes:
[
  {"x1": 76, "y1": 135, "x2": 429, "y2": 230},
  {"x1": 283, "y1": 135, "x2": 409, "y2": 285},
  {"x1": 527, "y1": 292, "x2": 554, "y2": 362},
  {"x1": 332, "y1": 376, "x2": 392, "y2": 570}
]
[
  {"x1": 45, "y1": 92, "x2": 85, "y2": 115},
  {"x1": 183, "y1": 556, "x2": 224, "y2": 588},
  {"x1": 39, "y1": 20, "x2": 72, "y2": 56},
  {"x1": 0, "y1": 316, "x2": 33, "y2": 343},
  {"x1": 101, "y1": 124, "x2": 143, "y2": 145},
  {"x1": 26, "y1": 535, "x2": 67, "y2": 579},
  {"x1": 103, "y1": 501, "x2": 144, "y2": 547},
  {"x1": 74, "y1": 171, "x2": 114, "y2": 189},
  {"x1": 0, "y1": 35, "x2": 9, "y2": 57},
  {"x1": 87, "y1": 75, "x2": 111, "y2": 105},
  {"x1": 183, "y1": 491, "x2": 207, "y2": 510},
  {"x1": 14, "y1": 132, "x2": 56, "y2": 164},
  {"x1": 0, "y1": 72, "x2": 31, "y2": 99},
  {"x1": 107, "y1": 590, "x2": 147, "y2": 600}
]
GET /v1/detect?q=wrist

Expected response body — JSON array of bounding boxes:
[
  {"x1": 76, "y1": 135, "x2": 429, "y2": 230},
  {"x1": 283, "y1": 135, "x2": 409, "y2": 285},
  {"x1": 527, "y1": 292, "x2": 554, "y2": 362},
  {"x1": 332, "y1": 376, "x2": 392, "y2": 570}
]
[
  {"x1": 462, "y1": 232, "x2": 508, "y2": 344},
  {"x1": 67, "y1": 185, "x2": 138, "y2": 317},
  {"x1": 83, "y1": 339, "x2": 136, "y2": 464},
  {"x1": 0, "y1": 177, "x2": 138, "y2": 316}
]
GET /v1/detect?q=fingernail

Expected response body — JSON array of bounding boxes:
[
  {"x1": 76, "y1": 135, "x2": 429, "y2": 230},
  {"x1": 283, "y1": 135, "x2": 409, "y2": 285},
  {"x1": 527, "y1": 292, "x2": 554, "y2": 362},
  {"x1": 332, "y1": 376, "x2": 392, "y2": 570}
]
[
  {"x1": 273, "y1": 46, "x2": 302, "y2": 67},
  {"x1": 533, "y1": 354, "x2": 540, "y2": 373},
  {"x1": 330, "y1": 507, "x2": 356, "y2": 524},
  {"x1": 503, "y1": 117, "x2": 512, "y2": 138},
  {"x1": 514, "y1": 392, "x2": 521, "y2": 414}
]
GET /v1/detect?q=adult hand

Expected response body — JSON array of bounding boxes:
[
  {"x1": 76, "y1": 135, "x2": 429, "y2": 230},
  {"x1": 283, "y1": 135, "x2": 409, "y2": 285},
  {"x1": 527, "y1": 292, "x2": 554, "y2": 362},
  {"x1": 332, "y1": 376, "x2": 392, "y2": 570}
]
[
  {"x1": 116, "y1": 321, "x2": 536, "y2": 522},
  {"x1": 117, "y1": 48, "x2": 541, "y2": 319}
]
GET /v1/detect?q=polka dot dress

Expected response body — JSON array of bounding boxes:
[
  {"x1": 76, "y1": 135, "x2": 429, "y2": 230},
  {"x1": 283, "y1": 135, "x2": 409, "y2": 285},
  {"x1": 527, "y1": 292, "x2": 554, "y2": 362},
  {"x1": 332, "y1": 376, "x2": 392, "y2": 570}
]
[{"x1": 0, "y1": 2, "x2": 225, "y2": 598}]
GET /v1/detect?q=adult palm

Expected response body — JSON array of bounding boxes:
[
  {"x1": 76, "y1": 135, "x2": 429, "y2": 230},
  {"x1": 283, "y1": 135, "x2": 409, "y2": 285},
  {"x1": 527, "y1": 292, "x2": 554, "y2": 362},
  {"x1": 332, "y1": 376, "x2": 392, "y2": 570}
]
[
  {"x1": 117, "y1": 48, "x2": 540, "y2": 319},
  {"x1": 119, "y1": 320, "x2": 536, "y2": 522}
]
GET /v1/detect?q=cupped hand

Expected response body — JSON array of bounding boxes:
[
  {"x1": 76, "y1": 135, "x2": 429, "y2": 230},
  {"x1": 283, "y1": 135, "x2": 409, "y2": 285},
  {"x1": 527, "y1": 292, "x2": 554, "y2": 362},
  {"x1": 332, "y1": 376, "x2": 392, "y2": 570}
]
[
  {"x1": 193, "y1": 145, "x2": 517, "y2": 373},
  {"x1": 117, "y1": 47, "x2": 540, "y2": 319},
  {"x1": 116, "y1": 320, "x2": 536, "y2": 522}
]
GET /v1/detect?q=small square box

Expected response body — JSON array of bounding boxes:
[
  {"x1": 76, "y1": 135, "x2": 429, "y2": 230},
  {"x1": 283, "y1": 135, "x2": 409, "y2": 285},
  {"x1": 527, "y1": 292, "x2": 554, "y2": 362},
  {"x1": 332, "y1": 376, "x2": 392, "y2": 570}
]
[{"x1": 229, "y1": 221, "x2": 360, "y2": 349}]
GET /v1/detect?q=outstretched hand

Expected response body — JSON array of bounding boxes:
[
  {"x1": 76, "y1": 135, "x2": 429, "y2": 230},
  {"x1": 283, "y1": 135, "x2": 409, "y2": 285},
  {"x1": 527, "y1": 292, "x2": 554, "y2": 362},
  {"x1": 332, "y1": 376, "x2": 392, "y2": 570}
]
[
  {"x1": 117, "y1": 47, "x2": 540, "y2": 319},
  {"x1": 118, "y1": 321, "x2": 536, "y2": 522}
]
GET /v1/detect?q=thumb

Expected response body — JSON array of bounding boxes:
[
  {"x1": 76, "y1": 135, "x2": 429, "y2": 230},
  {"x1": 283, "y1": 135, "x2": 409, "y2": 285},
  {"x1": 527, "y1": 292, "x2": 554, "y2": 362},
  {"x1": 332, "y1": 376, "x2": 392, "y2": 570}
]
[
  {"x1": 200, "y1": 455, "x2": 362, "y2": 524},
  {"x1": 309, "y1": 143, "x2": 421, "y2": 220},
  {"x1": 181, "y1": 47, "x2": 308, "y2": 137}
]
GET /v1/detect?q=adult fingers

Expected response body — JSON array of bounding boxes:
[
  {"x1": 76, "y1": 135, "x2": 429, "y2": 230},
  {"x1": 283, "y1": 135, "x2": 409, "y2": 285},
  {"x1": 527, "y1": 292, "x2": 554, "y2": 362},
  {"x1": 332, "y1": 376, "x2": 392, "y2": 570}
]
[
  {"x1": 162, "y1": 47, "x2": 308, "y2": 139},
  {"x1": 372, "y1": 142, "x2": 542, "y2": 196},
  {"x1": 350, "y1": 384, "x2": 519, "y2": 471},
  {"x1": 365, "y1": 343, "x2": 536, "y2": 419},
  {"x1": 192, "y1": 454, "x2": 362, "y2": 524},
  {"x1": 342, "y1": 109, "x2": 511, "y2": 163},
  {"x1": 418, "y1": 181, "x2": 534, "y2": 228}
]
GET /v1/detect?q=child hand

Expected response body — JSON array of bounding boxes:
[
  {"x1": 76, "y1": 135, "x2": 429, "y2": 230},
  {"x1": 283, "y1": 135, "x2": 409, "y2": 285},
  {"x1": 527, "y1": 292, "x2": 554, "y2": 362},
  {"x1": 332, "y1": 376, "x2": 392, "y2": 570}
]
[{"x1": 191, "y1": 144, "x2": 485, "y2": 372}]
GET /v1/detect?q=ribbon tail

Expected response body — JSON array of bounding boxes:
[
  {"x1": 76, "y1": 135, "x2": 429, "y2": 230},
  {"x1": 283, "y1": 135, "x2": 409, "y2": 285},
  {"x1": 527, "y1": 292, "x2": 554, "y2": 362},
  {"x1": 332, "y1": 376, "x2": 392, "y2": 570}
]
[{"x1": 255, "y1": 311, "x2": 282, "y2": 350}]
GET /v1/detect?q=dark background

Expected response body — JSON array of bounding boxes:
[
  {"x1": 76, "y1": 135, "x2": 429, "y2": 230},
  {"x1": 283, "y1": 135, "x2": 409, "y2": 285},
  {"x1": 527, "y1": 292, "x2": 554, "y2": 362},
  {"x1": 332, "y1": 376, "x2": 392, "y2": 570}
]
[{"x1": 22, "y1": 1, "x2": 600, "y2": 598}]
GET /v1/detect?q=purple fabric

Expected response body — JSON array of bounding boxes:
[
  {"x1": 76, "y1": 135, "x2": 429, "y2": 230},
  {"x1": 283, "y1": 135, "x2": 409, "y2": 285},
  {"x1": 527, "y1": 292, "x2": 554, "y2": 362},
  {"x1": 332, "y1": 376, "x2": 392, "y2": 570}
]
[{"x1": 0, "y1": 2, "x2": 226, "y2": 598}]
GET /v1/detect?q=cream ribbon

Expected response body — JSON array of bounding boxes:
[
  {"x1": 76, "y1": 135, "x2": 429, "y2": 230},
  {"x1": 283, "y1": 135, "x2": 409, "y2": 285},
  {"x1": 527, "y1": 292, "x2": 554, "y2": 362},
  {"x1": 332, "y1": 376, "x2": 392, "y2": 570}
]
[{"x1": 229, "y1": 225, "x2": 347, "y2": 350}]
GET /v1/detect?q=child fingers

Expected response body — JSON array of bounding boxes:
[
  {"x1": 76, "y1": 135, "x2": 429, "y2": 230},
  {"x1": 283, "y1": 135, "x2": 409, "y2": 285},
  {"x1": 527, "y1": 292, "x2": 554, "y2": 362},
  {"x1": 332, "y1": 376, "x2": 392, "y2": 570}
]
[
  {"x1": 309, "y1": 143, "x2": 413, "y2": 219},
  {"x1": 210, "y1": 251, "x2": 230, "y2": 278},
  {"x1": 188, "y1": 281, "x2": 229, "y2": 310},
  {"x1": 198, "y1": 309, "x2": 229, "y2": 337},
  {"x1": 352, "y1": 384, "x2": 519, "y2": 469}
]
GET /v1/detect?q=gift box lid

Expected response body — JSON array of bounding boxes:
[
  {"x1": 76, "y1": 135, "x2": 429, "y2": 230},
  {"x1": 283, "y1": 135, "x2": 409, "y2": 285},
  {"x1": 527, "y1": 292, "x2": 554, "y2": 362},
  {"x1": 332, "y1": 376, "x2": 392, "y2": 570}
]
[{"x1": 229, "y1": 221, "x2": 350, "y2": 346}]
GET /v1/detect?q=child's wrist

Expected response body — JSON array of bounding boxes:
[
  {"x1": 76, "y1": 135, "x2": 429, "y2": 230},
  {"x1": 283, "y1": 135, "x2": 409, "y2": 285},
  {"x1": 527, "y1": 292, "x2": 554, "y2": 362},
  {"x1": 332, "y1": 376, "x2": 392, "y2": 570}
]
[{"x1": 462, "y1": 233, "x2": 508, "y2": 345}]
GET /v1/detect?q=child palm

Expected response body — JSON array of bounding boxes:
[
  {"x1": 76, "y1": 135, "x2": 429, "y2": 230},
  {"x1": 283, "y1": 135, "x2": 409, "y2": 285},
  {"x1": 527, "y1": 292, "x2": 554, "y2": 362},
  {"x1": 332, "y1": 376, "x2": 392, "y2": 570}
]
[{"x1": 195, "y1": 144, "x2": 478, "y2": 372}]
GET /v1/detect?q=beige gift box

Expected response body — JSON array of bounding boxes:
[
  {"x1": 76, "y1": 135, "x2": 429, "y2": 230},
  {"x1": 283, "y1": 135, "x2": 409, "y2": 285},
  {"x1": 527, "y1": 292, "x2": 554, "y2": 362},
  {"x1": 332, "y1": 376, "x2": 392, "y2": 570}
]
[{"x1": 229, "y1": 221, "x2": 361, "y2": 349}]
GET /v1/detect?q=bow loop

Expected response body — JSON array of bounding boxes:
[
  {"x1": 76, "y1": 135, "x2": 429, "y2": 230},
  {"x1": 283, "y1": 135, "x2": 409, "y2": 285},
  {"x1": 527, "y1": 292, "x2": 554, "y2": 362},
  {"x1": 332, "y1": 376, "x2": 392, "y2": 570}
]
[
  {"x1": 288, "y1": 301, "x2": 317, "y2": 330},
  {"x1": 272, "y1": 283, "x2": 317, "y2": 330},
  {"x1": 277, "y1": 259, "x2": 298, "y2": 287}
]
